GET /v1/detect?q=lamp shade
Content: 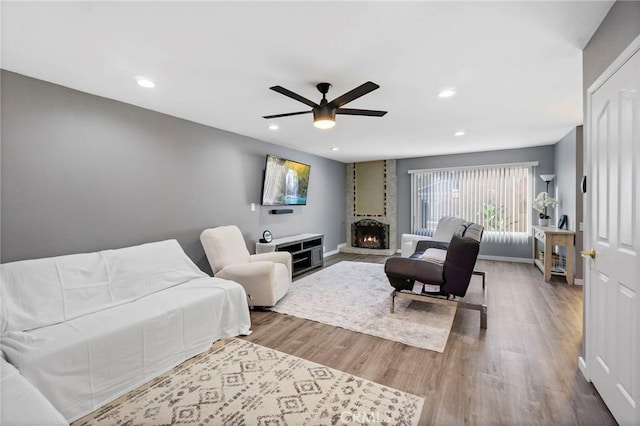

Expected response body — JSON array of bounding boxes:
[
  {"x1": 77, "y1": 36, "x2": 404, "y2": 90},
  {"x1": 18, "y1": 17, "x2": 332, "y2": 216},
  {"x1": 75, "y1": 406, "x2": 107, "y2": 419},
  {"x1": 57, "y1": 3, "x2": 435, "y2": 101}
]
[
  {"x1": 539, "y1": 174, "x2": 556, "y2": 183},
  {"x1": 313, "y1": 106, "x2": 336, "y2": 129}
]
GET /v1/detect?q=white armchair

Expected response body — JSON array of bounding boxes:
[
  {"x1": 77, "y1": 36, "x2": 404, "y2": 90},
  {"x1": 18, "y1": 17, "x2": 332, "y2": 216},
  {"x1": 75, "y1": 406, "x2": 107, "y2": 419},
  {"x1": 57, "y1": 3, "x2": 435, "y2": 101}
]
[{"x1": 200, "y1": 225, "x2": 292, "y2": 307}]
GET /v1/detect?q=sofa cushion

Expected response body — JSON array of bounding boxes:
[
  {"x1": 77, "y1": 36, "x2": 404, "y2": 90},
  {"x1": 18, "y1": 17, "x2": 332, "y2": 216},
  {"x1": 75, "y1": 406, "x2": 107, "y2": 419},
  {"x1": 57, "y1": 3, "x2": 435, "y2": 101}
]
[
  {"x1": 1, "y1": 277, "x2": 251, "y2": 422},
  {"x1": 400, "y1": 216, "x2": 465, "y2": 258},
  {"x1": 432, "y1": 216, "x2": 466, "y2": 241},
  {"x1": 1, "y1": 239, "x2": 206, "y2": 333},
  {"x1": 418, "y1": 248, "x2": 447, "y2": 264}
]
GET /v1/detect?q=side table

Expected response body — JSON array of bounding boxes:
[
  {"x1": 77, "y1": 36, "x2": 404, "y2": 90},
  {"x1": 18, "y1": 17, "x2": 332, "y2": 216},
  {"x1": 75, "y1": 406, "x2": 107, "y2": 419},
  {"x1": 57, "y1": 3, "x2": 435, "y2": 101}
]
[{"x1": 532, "y1": 225, "x2": 575, "y2": 285}]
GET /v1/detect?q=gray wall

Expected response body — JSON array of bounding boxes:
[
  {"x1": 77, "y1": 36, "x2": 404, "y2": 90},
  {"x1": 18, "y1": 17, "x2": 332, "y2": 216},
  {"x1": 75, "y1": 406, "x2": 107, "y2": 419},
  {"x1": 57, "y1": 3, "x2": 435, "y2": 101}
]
[
  {"x1": 583, "y1": 1, "x2": 640, "y2": 92},
  {"x1": 396, "y1": 145, "x2": 555, "y2": 260},
  {"x1": 575, "y1": 126, "x2": 584, "y2": 280},
  {"x1": 1, "y1": 71, "x2": 346, "y2": 273},
  {"x1": 554, "y1": 126, "x2": 583, "y2": 279},
  {"x1": 554, "y1": 127, "x2": 577, "y2": 229}
]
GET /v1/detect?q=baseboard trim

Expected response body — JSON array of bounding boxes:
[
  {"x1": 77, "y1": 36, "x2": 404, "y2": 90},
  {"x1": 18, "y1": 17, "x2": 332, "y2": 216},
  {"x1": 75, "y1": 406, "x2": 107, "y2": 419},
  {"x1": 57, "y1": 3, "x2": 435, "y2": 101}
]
[
  {"x1": 573, "y1": 278, "x2": 584, "y2": 286},
  {"x1": 324, "y1": 243, "x2": 346, "y2": 258},
  {"x1": 578, "y1": 356, "x2": 589, "y2": 381}
]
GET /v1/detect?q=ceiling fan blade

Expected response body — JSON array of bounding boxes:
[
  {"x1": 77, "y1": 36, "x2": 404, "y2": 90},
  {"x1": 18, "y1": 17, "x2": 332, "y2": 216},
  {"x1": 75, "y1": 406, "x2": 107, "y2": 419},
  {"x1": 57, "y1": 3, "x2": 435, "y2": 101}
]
[
  {"x1": 335, "y1": 108, "x2": 387, "y2": 117},
  {"x1": 263, "y1": 110, "x2": 312, "y2": 119},
  {"x1": 269, "y1": 86, "x2": 319, "y2": 108},
  {"x1": 328, "y1": 81, "x2": 380, "y2": 108}
]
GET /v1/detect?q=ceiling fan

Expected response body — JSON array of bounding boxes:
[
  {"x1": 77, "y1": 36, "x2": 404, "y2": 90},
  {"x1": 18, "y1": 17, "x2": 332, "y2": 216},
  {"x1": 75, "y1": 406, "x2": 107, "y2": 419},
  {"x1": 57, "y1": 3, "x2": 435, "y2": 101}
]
[{"x1": 263, "y1": 81, "x2": 387, "y2": 129}]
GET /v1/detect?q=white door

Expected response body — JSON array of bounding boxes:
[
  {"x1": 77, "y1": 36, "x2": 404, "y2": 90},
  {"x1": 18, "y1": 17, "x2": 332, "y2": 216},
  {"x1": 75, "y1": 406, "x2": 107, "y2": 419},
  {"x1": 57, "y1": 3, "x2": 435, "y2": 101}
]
[{"x1": 584, "y1": 36, "x2": 640, "y2": 425}]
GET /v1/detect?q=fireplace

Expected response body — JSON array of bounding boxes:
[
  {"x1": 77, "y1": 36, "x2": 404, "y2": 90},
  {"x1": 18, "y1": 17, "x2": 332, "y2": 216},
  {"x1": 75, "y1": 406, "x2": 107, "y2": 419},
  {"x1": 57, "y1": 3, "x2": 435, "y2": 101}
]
[
  {"x1": 352, "y1": 219, "x2": 389, "y2": 250},
  {"x1": 341, "y1": 160, "x2": 397, "y2": 255}
]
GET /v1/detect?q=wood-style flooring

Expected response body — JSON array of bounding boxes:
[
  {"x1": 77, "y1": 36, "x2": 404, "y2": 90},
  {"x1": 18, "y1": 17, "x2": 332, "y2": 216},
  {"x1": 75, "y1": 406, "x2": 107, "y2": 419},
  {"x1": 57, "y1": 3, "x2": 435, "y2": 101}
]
[{"x1": 241, "y1": 253, "x2": 616, "y2": 425}]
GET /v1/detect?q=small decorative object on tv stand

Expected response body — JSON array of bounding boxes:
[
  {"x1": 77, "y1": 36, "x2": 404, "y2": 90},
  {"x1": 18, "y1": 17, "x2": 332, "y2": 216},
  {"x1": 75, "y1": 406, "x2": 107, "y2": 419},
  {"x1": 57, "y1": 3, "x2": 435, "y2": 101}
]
[
  {"x1": 260, "y1": 230, "x2": 273, "y2": 243},
  {"x1": 256, "y1": 233, "x2": 323, "y2": 276}
]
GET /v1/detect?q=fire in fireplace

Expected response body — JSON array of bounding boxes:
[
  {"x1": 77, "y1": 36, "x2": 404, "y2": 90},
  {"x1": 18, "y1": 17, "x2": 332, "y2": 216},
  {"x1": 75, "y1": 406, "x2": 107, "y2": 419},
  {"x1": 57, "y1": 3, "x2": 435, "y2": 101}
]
[{"x1": 352, "y1": 219, "x2": 389, "y2": 250}]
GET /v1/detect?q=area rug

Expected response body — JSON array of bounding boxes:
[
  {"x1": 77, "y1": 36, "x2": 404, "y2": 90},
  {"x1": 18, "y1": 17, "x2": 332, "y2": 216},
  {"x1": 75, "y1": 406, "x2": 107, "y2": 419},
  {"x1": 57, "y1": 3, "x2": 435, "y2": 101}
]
[
  {"x1": 72, "y1": 338, "x2": 424, "y2": 426},
  {"x1": 270, "y1": 261, "x2": 457, "y2": 352}
]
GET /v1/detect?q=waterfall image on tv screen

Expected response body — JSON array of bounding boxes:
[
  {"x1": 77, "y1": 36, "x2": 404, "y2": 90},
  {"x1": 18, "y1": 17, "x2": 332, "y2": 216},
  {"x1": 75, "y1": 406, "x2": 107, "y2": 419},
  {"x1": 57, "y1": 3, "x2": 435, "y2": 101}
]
[{"x1": 262, "y1": 155, "x2": 310, "y2": 206}]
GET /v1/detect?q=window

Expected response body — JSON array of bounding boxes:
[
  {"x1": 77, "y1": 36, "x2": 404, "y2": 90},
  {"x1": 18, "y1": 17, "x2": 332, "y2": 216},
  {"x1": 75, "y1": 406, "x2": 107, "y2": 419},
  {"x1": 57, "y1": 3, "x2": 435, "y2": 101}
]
[{"x1": 409, "y1": 163, "x2": 536, "y2": 244}]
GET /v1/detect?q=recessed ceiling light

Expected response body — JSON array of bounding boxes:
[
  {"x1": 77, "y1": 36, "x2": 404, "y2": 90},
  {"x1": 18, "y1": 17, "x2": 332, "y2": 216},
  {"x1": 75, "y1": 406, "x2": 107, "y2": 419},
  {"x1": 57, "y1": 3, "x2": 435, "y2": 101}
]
[
  {"x1": 268, "y1": 123, "x2": 279, "y2": 130},
  {"x1": 135, "y1": 77, "x2": 155, "y2": 88},
  {"x1": 438, "y1": 88, "x2": 456, "y2": 98},
  {"x1": 454, "y1": 131, "x2": 466, "y2": 136},
  {"x1": 330, "y1": 147, "x2": 339, "y2": 151}
]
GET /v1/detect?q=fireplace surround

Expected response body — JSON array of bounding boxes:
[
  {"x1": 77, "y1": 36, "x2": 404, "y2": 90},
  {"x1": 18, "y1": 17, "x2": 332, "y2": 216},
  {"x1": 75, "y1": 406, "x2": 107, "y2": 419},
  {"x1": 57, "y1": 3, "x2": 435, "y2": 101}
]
[{"x1": 341, "y1": 160, "x2": 397, "y2": 255}]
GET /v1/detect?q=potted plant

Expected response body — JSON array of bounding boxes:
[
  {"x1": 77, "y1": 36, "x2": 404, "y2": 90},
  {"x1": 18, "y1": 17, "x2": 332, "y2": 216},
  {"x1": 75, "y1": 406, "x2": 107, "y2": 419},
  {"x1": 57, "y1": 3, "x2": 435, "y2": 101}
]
[{"x1": 533, "y1": 192, "x2": 557, "y2": 226}]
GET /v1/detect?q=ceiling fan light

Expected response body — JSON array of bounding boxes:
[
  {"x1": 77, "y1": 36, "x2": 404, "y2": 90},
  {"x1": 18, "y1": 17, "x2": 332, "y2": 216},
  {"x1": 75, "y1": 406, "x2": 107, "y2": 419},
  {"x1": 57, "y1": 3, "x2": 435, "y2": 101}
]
[
  {"x1": 313, "y1": 106, "x2": 336, "y2": 129},
  {"x1": 314, "y1": 119, "x2": 335, "y2": 129}
]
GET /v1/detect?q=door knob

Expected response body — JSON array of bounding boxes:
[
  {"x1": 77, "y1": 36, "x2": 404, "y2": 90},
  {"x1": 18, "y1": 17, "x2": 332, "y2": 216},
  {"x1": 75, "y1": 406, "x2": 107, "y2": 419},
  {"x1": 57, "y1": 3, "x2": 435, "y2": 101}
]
[{"x1": 581, "y1": 249, "x2": 596, "y2": 259}]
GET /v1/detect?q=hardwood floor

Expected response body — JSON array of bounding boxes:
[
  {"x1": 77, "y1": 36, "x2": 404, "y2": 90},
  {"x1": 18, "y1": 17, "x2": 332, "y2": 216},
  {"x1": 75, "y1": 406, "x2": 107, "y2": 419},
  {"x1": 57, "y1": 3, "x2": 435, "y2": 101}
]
[{"x1": 241, "y1": 253, "x2": 616, "y2": 425}]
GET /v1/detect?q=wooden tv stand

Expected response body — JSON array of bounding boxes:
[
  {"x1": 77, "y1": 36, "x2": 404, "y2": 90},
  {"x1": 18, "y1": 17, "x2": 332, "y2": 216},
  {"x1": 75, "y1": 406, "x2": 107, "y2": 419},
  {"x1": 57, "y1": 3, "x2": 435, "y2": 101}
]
[{"x1": 256, "y1": 233, "x2": 324, "y2": 277}]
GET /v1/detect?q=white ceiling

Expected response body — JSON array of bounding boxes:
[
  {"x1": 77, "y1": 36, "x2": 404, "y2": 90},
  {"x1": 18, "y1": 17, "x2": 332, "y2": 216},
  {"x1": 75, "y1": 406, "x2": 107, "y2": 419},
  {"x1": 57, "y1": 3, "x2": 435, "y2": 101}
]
[{"x1": 1, "y1": 1, "x2": 613, "y2": 163}]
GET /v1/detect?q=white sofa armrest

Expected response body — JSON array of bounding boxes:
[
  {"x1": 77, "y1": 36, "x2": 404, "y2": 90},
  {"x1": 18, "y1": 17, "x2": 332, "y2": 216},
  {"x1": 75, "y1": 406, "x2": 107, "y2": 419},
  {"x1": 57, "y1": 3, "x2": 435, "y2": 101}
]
[
  {"x1": 400, "y1": 234, "x2": 433, "y2": 257},
  {"x1": 1, "y1": 359, "x2": 67, "y2": 425},
  {"x1": 218, "y1": 261, "x2": 274, "y2": 280}
]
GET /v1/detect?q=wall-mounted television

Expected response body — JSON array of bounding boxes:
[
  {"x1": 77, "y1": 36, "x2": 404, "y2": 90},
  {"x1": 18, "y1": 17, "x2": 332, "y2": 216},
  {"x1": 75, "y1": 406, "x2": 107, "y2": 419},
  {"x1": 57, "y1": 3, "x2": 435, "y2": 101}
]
[{"x1": 261, "y1": 154, "x2": 310, "y2": 206}]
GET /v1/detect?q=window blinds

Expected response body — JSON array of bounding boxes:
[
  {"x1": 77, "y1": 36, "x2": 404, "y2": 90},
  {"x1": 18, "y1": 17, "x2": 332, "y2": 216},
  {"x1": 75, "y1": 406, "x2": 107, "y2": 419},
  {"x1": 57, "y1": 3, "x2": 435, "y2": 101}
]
[{"x1": 410, "y1": 164, "x2": 533, "y2": 244}]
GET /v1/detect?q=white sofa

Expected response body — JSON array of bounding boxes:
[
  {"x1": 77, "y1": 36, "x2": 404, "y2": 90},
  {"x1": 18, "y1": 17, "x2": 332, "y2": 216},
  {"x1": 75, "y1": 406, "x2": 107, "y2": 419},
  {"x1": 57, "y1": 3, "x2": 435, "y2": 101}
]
[
  {"x1": 1, "y1": 357, "x2": 68, "y2": 425},
  {"x1": 0, "y1": 239, "x2": 251, "y2": 423},
  {"x1": 400, "y1": 216, "x2": 466, "y2": 257}
]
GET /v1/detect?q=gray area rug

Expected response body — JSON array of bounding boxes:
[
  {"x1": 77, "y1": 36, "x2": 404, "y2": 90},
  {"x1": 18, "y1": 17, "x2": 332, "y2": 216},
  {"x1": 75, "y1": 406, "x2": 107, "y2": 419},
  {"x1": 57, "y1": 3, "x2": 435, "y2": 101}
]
[
  {"x1": 73, "y1": 339, "x2": 424, "y2": 426},
  {"x1": 270, "y1": 261, "x2": 456, "y2": 353}
]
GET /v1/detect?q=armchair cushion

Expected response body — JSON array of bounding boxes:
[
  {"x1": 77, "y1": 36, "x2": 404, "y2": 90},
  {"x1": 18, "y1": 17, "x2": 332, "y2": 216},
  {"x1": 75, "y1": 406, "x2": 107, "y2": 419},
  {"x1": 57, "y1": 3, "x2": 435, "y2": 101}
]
[
  {"x1": 385, "y1": 257, "x2": 444, "y2": 288},
  {"x1": 200, "y1": 225, "x2": 250, "y2": 274}
]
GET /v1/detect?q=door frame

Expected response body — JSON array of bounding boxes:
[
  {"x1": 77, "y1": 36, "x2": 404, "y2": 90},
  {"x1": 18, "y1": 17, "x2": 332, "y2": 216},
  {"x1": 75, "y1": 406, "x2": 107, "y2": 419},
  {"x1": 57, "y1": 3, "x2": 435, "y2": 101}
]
[{"x1": 580, "y1": 32, "x2": 640, "y2": 381}]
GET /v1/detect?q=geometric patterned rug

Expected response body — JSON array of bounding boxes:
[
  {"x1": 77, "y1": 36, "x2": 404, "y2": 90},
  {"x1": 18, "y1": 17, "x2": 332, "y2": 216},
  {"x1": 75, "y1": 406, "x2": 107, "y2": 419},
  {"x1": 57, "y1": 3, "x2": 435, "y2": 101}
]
[
  {"x1": 271, "y1": 261, "x2": 457, "y2": 353},
  {"x1": 72, "y1": 339, "x2": 424, "y2": 425}
]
